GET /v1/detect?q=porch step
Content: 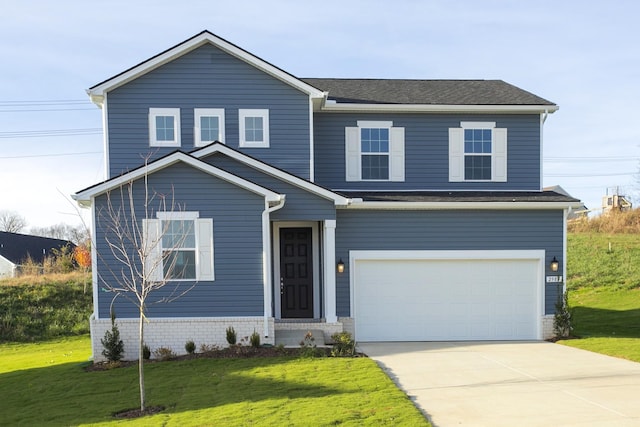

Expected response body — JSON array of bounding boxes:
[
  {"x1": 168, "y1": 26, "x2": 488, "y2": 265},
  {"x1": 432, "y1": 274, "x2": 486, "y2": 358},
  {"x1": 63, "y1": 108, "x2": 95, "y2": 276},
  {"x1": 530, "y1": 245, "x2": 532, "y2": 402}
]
[{"x1": 275, "y1": 329, "x2": 326, "y2": 347}]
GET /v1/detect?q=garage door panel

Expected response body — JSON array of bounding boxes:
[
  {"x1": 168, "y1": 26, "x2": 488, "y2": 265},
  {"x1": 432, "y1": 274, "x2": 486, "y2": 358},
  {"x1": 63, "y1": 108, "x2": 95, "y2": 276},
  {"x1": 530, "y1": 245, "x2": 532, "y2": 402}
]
[{"x1": 354, "y1": 257, "x2": 540, "y2": 341}]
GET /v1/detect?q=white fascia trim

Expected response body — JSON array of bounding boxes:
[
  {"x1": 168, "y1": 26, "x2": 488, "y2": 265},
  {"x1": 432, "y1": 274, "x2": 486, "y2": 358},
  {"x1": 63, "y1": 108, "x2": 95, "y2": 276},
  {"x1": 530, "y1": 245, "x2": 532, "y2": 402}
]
[
  {"x1": 102, "y1": 94, "x2": 110, "y2": 178},
  {"x1": 193, "y1": 144, "x2": 350, "y2": 206},
  {"x1": 322, "y1": 103, "x2": 559, "y2": 114},
  {"x1": 87, "y1": 32, "x2": 325, "y2": 104},
  {"x1": 73, "y1": 152, "x2": 282, "y2": 204},
  {"x1": 343, "y1": 201, "x2": 583, "y2": 210},
  {"x1": 309, "y1": 98, "x2": 314, "y2": 182}
]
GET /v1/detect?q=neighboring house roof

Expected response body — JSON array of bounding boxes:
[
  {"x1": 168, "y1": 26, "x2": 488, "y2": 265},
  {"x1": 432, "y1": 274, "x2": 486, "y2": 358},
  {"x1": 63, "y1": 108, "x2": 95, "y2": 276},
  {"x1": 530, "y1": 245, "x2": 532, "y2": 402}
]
[
  {"x1": 339, "y1": 190, "x2": 581, "y2": 210},
  {"x1": 544, "y1": 185, "x2": 588, "y2": 217},
  {"x1": 303, "y1": 78, "x2": 556, "y2": 106},
  {"x1": 0, "y1": 232, "x2": 74, "y2": 265}
]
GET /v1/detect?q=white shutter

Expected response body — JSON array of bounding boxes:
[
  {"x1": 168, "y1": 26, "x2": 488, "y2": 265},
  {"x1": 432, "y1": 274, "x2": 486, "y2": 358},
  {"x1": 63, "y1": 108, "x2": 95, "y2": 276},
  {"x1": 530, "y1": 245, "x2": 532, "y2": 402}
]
[
  {"x1": 142, "y1": 219, "x2": 162, "y2": 282},
  {"x1": 492, "y1": 128, "x2": 508, "y2": 182},
  {"x1": 390, "y1": 127, "x2": 405, "y2": 182},
  {"x1": 197, "y1": 218, "x2": 214, "y2": 281},
  {"x1": 449, "y1": 128, "x2": 464, "y2": 182},
  {"x1": 345, "y1": 127, "x2": 360, "y2": 181}
]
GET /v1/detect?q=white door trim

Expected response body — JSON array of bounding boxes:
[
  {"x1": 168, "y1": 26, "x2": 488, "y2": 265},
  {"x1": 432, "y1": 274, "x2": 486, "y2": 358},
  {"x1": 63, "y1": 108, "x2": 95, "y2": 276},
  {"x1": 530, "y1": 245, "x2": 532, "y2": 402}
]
[
  {"x1": 273, "y1": 221, "x2": 320, "y2": 319},
  {"x1": 350, "y1": 250, "x2": 545, "y2": 340}
]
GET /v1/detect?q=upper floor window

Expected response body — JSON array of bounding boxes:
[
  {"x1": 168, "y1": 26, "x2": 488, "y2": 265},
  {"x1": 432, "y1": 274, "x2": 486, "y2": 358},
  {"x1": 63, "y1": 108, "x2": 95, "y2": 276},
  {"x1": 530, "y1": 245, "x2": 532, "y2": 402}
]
[
  {"x1": 239, "y1": 109, "x2": 269, "y2": 148},
  {"x1": 194, "y1": 108, "x2": 225, "y2": 147},
  {"x1": 149, "y1": 108, "x2": 181, "y2": 147},
  {"x1": 449, "y1": 122, "x2": 507, "y2": 182},
  {"x1": 143, "y1": 211, "x2": 214, "y2": 282},
  {"x1": 345, "y1": 121, "x2": 405, "y2": 182}
]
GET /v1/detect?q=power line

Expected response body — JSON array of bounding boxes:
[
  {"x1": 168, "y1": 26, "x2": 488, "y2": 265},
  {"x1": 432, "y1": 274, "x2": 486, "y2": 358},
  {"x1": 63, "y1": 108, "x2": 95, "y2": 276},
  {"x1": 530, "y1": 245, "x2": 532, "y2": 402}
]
[
  {"x1": 0, "y1": 128, "x2": 102, "y2": 138},
  {"x1": 546, "y1": 172, "x2": 635, "y2": 177},
  {"x1": 0, "y1": 108, "x2": 96, "y2": 113},
  {"x1": 0, "y1": 151, "x2": 102, "y2": 159}
]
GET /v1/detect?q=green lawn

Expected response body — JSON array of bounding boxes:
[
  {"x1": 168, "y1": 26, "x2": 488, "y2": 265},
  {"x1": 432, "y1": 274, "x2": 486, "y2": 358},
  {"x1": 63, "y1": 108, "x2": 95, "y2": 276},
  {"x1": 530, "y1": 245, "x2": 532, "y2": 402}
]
[
  {"x1": 559, "y1": 232, "x2": 640, "y2": 362},
  {"x1": 0, "y1": 336, "x2": 429, "y2": 426}
]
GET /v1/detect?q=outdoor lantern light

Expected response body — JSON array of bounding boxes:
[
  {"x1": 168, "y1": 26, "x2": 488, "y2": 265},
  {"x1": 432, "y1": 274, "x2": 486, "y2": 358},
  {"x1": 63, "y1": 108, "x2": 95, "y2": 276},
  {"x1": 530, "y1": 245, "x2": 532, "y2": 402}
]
[
  {"x1": 337, "y1": 259, "x2": 345, "y2": 273},
  {"x1": 550, "y1": 256, "x2": 559, "y2": 272}
]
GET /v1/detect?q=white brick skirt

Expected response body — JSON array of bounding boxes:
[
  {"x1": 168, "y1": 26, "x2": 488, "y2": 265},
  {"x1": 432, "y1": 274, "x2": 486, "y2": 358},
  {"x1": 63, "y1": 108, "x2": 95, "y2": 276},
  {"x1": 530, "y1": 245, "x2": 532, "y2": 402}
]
[{"x1": 90, "y1": 315, "x2": 274, "y2": 362}]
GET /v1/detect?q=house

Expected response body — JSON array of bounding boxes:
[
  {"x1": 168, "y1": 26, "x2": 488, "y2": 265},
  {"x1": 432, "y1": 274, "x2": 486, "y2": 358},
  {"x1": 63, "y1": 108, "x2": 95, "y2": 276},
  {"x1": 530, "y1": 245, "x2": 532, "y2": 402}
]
[
  {"x1": 544, "y1": 185, "x2": 588, "y2": 219},
  {"x1": 602, "y1": 187, "x2": 632, "y2": 213},
  {"x1": 73, "y1": 31, "x2": 581, "y2": 361},
  {"x1": 0, "y1": 231, "x2": 75, "y2": 278}
]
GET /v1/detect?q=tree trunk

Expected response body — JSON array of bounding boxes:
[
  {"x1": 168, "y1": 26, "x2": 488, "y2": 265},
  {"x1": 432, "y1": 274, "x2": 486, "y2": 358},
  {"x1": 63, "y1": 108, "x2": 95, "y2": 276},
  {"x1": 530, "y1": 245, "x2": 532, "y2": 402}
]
[{"x1": 139, "y1": 307, "x2": 146, "y2": 412}]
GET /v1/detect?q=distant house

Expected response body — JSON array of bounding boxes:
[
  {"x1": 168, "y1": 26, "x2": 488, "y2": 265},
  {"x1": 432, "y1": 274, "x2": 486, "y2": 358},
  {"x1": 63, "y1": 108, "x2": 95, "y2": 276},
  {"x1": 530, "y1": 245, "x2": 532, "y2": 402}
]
[
  {"x1": 0, "y1": 232, "x2": 75, "y2": 278},
  {"x1": 602, "y1": 191, "x2": 632, "y2": 213},
  {"x1": 544, "y1": 186, "x2": 588, "y2": 219}
]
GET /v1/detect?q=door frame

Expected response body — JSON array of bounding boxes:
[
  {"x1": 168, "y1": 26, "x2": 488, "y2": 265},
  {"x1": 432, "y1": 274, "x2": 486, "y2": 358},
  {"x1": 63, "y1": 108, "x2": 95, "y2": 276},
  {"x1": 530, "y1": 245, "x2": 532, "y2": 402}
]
[{"x1": 273, "y1": 221, "x2": 321, "y2": 319}]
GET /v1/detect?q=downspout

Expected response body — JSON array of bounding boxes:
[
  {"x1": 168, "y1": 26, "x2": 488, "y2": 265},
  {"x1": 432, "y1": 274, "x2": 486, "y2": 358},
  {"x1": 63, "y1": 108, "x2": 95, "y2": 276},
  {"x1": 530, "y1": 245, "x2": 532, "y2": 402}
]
[
  {"x1": 262, "y1": 196, "x2": 286, "y2": 339},
  {"x1": 540, "y1": 109, "x2": 549, "y2": 191}
]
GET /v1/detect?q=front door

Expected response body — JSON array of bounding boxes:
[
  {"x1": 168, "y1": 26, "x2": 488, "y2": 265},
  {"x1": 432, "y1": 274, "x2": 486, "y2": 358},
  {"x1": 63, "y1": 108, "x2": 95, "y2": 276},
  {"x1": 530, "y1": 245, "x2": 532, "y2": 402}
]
[{"x1": 280, "y1": 227, "x2": 313, "y2": 318}]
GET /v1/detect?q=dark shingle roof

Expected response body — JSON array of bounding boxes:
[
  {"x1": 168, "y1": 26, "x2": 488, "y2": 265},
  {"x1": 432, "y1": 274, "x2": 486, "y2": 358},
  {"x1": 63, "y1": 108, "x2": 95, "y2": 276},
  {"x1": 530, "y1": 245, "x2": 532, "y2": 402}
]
[
  {"x1": 0, "y1": 232, "x2": 75, "y2": 265},
  {"x1": 302, "y1": 78, "x2": 555, "y2": 106},
  {"x1": 336, "y1": 191, "x2": 579, "y2": 203}
]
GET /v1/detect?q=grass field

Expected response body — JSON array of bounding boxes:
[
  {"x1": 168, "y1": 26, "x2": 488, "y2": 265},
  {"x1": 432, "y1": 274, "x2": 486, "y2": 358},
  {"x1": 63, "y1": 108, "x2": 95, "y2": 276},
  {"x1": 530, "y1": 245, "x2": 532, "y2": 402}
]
[
  {"x1": 0, "y1": 336, "x2": 429, "y2": 426},
  {"x1": 559, "y1": 231, "x2": 640, "y2": 362}
]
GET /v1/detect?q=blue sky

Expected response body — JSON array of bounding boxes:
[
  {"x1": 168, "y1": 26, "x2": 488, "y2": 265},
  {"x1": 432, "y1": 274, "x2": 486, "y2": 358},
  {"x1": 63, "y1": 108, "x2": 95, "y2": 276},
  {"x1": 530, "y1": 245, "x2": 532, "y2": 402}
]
[{"x1": 1, "y1": 0, "x2": 638, "y2": 227}]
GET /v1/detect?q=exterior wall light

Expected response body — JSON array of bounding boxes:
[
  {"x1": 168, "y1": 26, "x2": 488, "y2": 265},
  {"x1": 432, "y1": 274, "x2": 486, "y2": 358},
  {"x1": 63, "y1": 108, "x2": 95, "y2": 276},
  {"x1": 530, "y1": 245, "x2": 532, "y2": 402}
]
[
  {"x1": 337, "y1": 259, "x2": 345, "y2": 274},
  {"x1": 550, "y1": 256, "x2": 559, "y2": 272}
]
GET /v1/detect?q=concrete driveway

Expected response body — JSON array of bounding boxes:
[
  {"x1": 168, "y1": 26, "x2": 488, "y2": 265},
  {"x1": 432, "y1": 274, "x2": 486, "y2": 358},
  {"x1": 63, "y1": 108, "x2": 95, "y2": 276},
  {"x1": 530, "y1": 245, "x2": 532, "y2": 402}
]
[{"x1": 358, "y1": 341, "x2": 640, "y2": 426}]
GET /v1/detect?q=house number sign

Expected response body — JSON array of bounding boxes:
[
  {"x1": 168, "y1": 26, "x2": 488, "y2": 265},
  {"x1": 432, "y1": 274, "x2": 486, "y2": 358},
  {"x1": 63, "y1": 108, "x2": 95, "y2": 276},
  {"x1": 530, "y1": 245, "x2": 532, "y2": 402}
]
[{"x1": 546, "y1": 276, "x2": 563, "y2": 283}]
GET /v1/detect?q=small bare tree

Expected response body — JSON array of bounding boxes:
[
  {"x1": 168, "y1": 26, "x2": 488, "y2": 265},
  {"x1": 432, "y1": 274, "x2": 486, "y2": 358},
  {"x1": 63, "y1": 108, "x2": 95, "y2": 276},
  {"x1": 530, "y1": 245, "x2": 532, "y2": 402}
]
[
  {"x1": 0, "y1": 210, "x2": 27, "y2": 233},
  {"x1": 96, "y1": 175, "x2": 197, "y2": 414}
]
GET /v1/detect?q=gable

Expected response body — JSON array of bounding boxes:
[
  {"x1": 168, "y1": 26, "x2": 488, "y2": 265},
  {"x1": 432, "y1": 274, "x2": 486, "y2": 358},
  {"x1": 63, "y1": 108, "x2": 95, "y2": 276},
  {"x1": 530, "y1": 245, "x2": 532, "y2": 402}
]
[{"x1": 88, "y1": 30, "x2": 324, "y2": 105}]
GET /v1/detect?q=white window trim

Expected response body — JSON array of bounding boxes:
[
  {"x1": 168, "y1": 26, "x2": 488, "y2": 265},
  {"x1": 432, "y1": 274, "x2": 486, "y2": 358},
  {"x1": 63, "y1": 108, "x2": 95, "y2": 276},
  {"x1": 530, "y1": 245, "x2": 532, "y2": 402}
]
[
  {"x1": 194, "y1": 108, "x2": 225, "y2": 147},
  {"x1": 239, "y1": 109, "x2": 269, "y2": 148},
  {"x1": 144, "y1": 211, "x2": 214, "y2": 282},
  {"x1": 346, "y1": 121, "x2": 404, "y2": 182},
  {"x1": 449, "y1": 121, "x2": 507, "y2": 182},
  {"x1": 149, "y1": 108, "x2": 181, "y2": 147}
]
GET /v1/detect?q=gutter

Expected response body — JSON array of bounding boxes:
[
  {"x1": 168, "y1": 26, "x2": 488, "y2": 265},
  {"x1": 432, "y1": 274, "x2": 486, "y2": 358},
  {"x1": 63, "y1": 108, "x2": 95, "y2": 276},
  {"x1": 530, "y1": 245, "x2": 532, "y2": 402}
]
[{"x1": 343, "y1": 200, "x2": 583, "y2": 210}]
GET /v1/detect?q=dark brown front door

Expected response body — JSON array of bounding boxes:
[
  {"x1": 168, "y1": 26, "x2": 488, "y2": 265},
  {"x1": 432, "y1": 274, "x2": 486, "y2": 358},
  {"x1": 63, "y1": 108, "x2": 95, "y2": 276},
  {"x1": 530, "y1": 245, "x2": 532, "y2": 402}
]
[{"x1": 280, "y1": 228, "x2": 313, "y2": 318}]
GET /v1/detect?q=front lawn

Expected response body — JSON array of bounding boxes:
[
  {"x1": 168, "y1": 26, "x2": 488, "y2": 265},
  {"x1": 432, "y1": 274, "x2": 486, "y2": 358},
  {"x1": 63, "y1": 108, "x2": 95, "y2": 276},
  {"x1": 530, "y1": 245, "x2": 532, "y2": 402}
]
[
  {"x1": 0, "y1": 335, "x2": 429, "y2": 426},
  {"x1": 558, "y1": 287, "x2": 640, "y2": 362}
]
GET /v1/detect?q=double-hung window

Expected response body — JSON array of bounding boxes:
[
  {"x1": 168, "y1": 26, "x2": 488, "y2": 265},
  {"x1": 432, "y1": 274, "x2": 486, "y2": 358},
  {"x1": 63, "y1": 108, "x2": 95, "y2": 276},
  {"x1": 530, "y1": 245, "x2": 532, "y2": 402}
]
[
  {"x1": 143, "y1": 212, "x2": 214, "y2": 282},
  {"x1": 449, "y1": 122, "x2": 507, "y2": 182},
  {"x1": 194, "y1": 108, "x2": 225, "y2": 146},
  {"x1": 149, "y1": 108, "x2": 181, "y2": 147},
  {"x1": 239, "y1": 109, "x2": 269, "y2": 148},
  {"x1": 345, "y1": 121, "x2": 405, "y2": 181}
]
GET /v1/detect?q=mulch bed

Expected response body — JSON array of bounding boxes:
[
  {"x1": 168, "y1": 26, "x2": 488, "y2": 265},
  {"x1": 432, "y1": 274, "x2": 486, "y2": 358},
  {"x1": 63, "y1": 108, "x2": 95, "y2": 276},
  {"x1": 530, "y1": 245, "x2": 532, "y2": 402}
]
[{"x1": 85, "y1": 345, "x2": 335, "y2": 372}]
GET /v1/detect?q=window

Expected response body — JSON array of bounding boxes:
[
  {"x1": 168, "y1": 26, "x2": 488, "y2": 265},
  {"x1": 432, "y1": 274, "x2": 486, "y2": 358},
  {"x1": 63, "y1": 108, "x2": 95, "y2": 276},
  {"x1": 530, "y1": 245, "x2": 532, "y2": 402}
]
[
  {"x1": 345, "y1": 121, "x2": 405, "y2": 182},
  {"x1": 143, "y1": 212, "x2": 214, "y2": 281},
  {"x1": 194, "y1": 108, "x2": 225, "y2": 146},
  {"x1": 149, "y1": 108, "x2": 181, "y2": 147},
  {"x1": 449, "y1": 122, "x2": 507, "y2": 182},
  {"x1": 239, "y1": 109, "x2": 269, "y2": 147}
]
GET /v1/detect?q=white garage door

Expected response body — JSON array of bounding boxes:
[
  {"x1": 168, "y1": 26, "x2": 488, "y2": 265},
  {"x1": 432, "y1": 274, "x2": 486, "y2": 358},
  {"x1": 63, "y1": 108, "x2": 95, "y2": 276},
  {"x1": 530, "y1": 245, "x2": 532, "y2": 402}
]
[{"x1": 354, "y1": 253, "x2": 541, "y2": 341}]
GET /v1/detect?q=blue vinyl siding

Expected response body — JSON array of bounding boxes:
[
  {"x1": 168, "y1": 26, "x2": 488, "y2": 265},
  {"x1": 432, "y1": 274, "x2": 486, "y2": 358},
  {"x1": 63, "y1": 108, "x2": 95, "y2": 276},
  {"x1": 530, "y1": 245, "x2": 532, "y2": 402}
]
[
  {"x1": 334, "y1": 209, "x2": 563, "y2": 316},
  {"x1": 106, "y1": 43, "x2": 311, "y2": 178},
  {"x1": 94, "y1": 162, "x2": 267, "y2": 319},
  {"x1": 203, "y1": 153, "x2": 336, "y2": 220},
  {"x1": 314, "y1": 113, "x2": 541, "y2": 190}
]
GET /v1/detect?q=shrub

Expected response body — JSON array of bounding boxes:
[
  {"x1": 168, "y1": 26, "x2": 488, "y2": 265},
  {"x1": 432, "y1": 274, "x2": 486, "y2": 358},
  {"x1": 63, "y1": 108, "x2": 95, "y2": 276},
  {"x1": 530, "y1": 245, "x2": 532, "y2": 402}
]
[
  {"x1": 199, "y1": 343, "x2": 219, "y2": 353},
  {"x1": 101, "y1": 312, "x2": 124, "y2": 362},
  {"x1": 226, "y1": 326, "x2": 237, "y2": 345},
  {"x1": 331, "y1": 332, "x2": 356, "y2": 357},
  {"x1": 185, "y1": 340, "x2": 196, "y2": 354},
  {"x1": 554, "y1": 290, "x2": 573, "y2": 338},
  {"x1": 142, "y1": 344, "x2": 151, "y2": 360},
  {"x1": 250, "y1": 331, "x2": 261, "y2": 348},
  {"x1": 153, "y1": 347, "x2": 176, "y2": 361},
  {"x1": 299, "y1": 331, "x2": 324, "y2": 358}
]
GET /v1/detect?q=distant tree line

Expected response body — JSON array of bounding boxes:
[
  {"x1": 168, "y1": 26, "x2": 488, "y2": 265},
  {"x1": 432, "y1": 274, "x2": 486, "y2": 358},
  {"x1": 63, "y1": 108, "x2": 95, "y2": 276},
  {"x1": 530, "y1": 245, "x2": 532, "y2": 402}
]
[{"x1": 0, "y1": 209, "x2": 89, "y2": 245}]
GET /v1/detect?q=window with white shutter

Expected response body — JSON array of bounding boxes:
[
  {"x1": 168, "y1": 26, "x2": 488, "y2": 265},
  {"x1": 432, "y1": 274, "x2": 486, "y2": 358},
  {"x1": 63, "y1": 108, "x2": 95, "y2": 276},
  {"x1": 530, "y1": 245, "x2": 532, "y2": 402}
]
[{"x1": 345, "y1": 121, "x2": 405, "y2": 182}]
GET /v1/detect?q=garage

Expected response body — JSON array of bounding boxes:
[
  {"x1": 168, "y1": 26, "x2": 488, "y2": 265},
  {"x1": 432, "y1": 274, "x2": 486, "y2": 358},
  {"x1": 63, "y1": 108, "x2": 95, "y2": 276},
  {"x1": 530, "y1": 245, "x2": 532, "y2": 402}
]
[{"x1": 352, "y1": 250, "x2": 543, "y2": 341}]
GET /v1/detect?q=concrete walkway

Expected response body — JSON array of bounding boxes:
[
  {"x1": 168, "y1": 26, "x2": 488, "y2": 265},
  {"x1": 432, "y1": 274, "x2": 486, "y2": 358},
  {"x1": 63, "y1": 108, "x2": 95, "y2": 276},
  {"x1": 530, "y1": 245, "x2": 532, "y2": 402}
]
[{"x1": 358, "y1": 341, "x2": 640, "y2": 426}]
